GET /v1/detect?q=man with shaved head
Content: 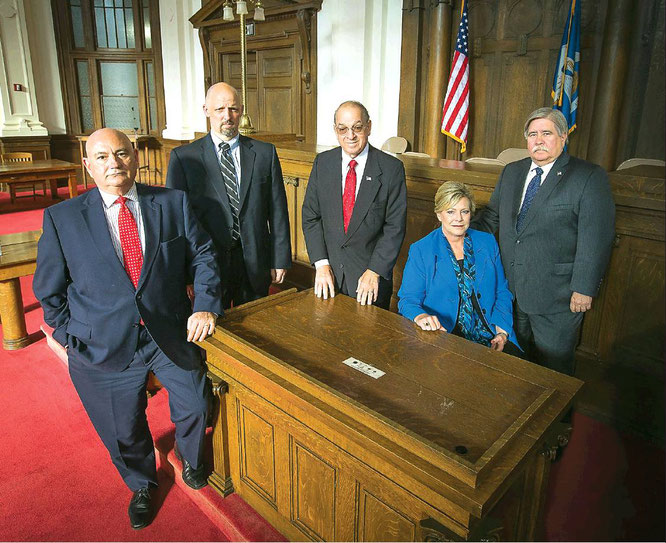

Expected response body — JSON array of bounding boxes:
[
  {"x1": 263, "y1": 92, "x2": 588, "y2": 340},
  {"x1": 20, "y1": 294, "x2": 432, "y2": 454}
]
[
  {"x1": 34, "y1": 128, "x2": 223, "y2": 529},
  {"x1": 167, "y1": 82, "x2": 291, "y2": 308}
]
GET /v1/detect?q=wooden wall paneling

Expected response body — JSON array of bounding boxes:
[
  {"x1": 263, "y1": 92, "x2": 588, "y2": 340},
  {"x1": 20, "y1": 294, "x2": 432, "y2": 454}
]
[
  {"x1": 290, "y1": 437, "x2": 337, "y2": 541},
  {"x1": 0, "y1": 136, "x2": 51, "y2": 161},
  {"x1": 464, "y1": 1, "x2": 496, "y2": 160},
  {"x1": 587, "y1": 0, "x2": 634, "y2": 170},
  {"x1": 403, "y1": 0, "x2": 616, "y2": 161},
  {"x1": 257, "y1": 48, "x2": 300, "y2": 134},
  {"x1": 616, "y1": 0, "x2": 665, "y2": 164},
  {"x1": 238, "y1": 402, "x2": 278, "y2": 505},
  {"x1": 191, "y1": 1, "x2": 321, "y2": 144},
  {"x1": 221, "y1": 52, "x2": 259, "y2": 128}
]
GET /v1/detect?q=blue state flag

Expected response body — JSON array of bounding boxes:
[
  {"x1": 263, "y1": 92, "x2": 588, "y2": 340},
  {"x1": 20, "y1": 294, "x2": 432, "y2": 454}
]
[{"x1": 552, "y1": 0, "x2": 580, "y2": 135}]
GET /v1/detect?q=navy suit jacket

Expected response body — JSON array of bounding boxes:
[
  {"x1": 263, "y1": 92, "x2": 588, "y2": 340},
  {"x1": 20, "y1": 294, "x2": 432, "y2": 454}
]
[
  {"x1": 471, "y1": 153, "x2": 616, "y2": 314},
  {"x1": 33, "y1": 184, "x2": 223, "y2": 372},
  {"x1": 301, "y1": 145, "x2": 407, "y2": 297},
  {"x1": 166, "y1": 134, "x2": 291, "y2": 295},
  {"x1": 398, "y1": 228, "x2": 519, "y2": 346}
]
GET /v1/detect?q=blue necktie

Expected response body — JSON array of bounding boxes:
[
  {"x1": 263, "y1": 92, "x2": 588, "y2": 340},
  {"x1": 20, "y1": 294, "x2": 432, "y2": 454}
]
[{"x1": 516, "y1": 167, "x2": 543, "y2": 232}]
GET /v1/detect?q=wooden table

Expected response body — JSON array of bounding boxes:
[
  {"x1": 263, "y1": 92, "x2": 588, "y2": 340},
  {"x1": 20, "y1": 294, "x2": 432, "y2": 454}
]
[
  {"x1": 0, "y1": 159, "x2": 78, "y2": 202},
  {"x1": 0, "y1": 230, "x2": 40, "y2": 349},
  {"x1": 202, "y1": 290, "x2": 583, "y2": 541}
]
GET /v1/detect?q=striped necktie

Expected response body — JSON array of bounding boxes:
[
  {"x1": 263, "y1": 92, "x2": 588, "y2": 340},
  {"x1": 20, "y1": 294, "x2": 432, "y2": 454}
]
[{"x1": 219, "y1": 142, "x2": 241, "y2": 241}]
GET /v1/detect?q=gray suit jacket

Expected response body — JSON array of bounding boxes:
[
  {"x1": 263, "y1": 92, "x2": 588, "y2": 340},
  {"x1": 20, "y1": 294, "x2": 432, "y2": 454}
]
[
  {"x1": 471, "y1": 152, "x2": 615, "y2": 314},
  {"x1": 302, "y1": 145, "x2": 407, "y2": 301}
]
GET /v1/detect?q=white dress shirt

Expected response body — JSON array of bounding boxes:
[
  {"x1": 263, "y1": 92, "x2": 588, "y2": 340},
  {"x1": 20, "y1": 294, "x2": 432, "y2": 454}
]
[
  {"x1": 519, "y1": 160, "x2": 556, "y2": 208},
  {"x1": 340, "y1": 143, "x2": 369, "y2": 198},
  {"x1": 211, "y1": 132, "x2": 241, "y2": 188},
  {"x1": 99, "y1": 183, "x2": 146, "y2": 265}
]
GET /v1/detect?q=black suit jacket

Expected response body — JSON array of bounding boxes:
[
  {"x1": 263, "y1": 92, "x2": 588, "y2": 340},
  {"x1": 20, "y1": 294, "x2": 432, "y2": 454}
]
[
  {"x1": 166, "y1": 134, "x2": 291, "y2": 295},
  {"x1": 471, "y1": 152, "x2": 616, "y2": 314},
  {"x1": 33, "y1": 184, "x2": 223, "y2": 372},
  {"x1": 302, "y1": 145, "x2": 407, "y2": 301}
]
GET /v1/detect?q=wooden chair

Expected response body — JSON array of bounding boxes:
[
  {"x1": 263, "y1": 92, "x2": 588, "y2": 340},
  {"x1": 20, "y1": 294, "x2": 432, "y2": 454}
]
[
  {"x1": 402, "y1": 151, "x2": 431, "y2": 158},
  {"x1": 496, "y1": 147, "x2": 530, "y2": 164},
  {"x1": 0, "y1": 153, "x2": 46, "y2": 203},
  {"x1": 616, "y1": 158, "x2": 666, "y2": 170},
  {"x1": 381, "y1": 136, "x2": 408, "y2": 154},
  {"x1": 465, "y1": 157, "x2": 504, "y2": 166}
]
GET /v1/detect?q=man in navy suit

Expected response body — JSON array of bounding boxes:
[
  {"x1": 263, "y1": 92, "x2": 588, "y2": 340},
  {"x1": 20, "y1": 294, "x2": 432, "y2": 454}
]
[
  {"x1": 472, "y1": 108, "x2": 615, "y2": 376},
  {"x1": 33, "y1": 129, "x2": 223, "y2": 529},
  {"x1": 166, "y1": 82, "x2": 291, "y2": 308},
  {"x1": 302, "y1": 101, "x2": 407, "y2": 309}
]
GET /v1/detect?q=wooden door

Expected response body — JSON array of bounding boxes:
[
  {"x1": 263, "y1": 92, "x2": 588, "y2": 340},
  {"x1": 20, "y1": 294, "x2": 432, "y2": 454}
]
[{"x1": 221, "y1": 47, "x2": 299, "y2": 135}]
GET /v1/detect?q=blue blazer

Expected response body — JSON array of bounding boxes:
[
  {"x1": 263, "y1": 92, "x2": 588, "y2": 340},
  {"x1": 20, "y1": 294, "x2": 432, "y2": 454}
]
[
  {"x1": 398, "y1": 228, "x2": 519, "y2": 346},
  {"x1": 33, "y1": 184, "x2": 224, "y2": 372}
]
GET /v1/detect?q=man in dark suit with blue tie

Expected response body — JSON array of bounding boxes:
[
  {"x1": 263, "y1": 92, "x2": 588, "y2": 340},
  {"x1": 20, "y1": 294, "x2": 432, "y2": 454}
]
[
  {"x1": 472, "y1": 108, "x2": 615, "y2": 376},
  {"x1": 166, "y1": 82, "x2": 291, "y2": 308},
  {"x1": 33, "y1": 129, "x2": 223, "y2": 529},
  {"x1": 302, "y1": 101, "x2": 407, "y2": 309}
]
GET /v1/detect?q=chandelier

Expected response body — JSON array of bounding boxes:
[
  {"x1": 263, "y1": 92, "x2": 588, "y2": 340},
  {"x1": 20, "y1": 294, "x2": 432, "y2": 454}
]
[
  {"x1": 220, "y1": 1, "x2": 267, "y2": 134},
  {"x1": 222, "y1": 1, "x2": 265, "y2": 22}
]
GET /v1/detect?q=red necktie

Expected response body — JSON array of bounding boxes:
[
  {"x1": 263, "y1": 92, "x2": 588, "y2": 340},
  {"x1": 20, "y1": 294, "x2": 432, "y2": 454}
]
[
  {"x1": 342, "y1": 159, "x2": 357, "y2": 232},
  {"x1": 116, "y1": 196, "x2": 143, "y2": 288}
]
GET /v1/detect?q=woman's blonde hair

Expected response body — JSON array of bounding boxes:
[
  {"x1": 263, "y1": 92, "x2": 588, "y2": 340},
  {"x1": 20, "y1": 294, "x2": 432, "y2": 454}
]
[{"x1": 434, "y1": 181, "x2": 476, "y2": 214}]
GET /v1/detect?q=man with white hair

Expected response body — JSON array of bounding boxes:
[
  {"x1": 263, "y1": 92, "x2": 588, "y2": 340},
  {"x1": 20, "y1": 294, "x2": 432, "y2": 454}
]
[{"x1": 472, "y1": 107, "x2": 615, "y2": 377}]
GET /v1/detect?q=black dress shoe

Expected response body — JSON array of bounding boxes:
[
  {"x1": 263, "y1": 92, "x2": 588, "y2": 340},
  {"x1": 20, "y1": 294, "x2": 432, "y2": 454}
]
[
  {"x1": 128, "y1": 487, "x2": 153, "y2": 530},
  {"x1": 174, "y1": 444, "x2": 208, "y2": 490}
]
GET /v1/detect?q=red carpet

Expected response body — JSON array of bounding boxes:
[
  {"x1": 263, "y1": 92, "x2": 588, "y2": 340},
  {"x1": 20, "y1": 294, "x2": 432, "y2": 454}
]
[{"x1": 0, "y1": 193, "x2": 663, "y2": 541}]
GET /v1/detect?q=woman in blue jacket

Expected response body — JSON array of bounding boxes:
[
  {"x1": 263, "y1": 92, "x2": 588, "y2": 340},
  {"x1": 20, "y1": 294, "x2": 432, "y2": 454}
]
[{"x1": 398, "y1": 181, "x2": 521, "y2": 355}]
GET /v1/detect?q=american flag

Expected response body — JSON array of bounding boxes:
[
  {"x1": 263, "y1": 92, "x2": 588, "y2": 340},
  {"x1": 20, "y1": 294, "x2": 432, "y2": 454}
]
[{"x1": 441, "y1": 0, "x2": 469, "y2": 153}]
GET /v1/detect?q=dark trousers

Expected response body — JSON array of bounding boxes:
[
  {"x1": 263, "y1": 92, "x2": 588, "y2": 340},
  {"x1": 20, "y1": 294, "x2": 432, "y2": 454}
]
[
  {"x1": 68, "y1": 327, "x2": 208, "y2": 491},
  {"x1": 221, "y1": 244, "x2": 265, "y2": 309},
  {"x1": 513, "y1": 303, "x2": 584, "y2": 376}
]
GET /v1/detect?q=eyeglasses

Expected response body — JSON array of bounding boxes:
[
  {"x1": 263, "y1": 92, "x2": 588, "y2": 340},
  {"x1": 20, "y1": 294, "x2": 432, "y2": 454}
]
[{"x1": 335, "y1": 123, "x2": 366, "y2": 135}]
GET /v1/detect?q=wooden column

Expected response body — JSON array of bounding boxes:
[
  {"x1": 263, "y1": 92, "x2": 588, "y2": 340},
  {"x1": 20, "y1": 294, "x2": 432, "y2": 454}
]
[
  {"x1": 587, "y1": 0, "x2": 634, "y2": 170},
  {"x1": 0, "y1": 278, "x2": 29, "y2": 350},
  {"x1": 423, "y1": 1, "x2": 452, "y2": 158},
  {"x1": 397, "y1": 0, "x2": 426, "y2": 150}
]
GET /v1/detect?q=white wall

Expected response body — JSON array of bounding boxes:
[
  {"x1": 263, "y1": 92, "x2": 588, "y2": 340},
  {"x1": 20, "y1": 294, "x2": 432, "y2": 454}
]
[
  {"x1": 159, "y1": 0, "x2": 207, "y2": 140},
  {"x1": 316, "y1": 0, "x2": 402, "y2": 148},
  {"x1": 0, "y1": 0, "x2": 53, "y2": 136},
  {"x1": 20, "y1": 0, "x2": 403, "y2": 143}
]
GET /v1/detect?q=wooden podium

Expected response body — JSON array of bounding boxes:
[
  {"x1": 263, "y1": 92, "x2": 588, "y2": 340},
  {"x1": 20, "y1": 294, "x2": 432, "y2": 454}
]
[{"x1": 202, "y1": 290, "x2": 582, "y2": 541}]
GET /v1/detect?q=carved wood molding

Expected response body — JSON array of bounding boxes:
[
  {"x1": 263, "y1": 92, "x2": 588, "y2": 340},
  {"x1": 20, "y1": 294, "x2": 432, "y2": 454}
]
[{"x1": 296, "y1": 9, "x2": 315, "y2": 94}]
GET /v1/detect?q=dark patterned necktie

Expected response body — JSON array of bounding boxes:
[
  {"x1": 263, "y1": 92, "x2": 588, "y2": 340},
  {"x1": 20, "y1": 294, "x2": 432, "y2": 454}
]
[
  {"x1": 516, "y1": 166, "x2": 543, "y2": 232},
  {"x1": 342, "y1": 159, "x2": 357, "y2": 232},
  {"x1": 219, "y1": 142, "x2": 241, "y2": 241},
  {"x1": 115, "y1": 196, "x2": 143, "y2": 288}
]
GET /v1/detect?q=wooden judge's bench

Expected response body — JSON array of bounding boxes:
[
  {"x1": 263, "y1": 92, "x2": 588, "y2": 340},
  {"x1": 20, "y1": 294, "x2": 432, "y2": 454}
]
[{"x1": 202, "y1": 289, "x2": 582, "y2": 541}]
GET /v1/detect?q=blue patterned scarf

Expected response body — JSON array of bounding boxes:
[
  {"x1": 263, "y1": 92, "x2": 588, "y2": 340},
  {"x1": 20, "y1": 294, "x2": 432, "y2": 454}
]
[{"x1": 443, "y1": 233, "x2": 495, "y2": 346}]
